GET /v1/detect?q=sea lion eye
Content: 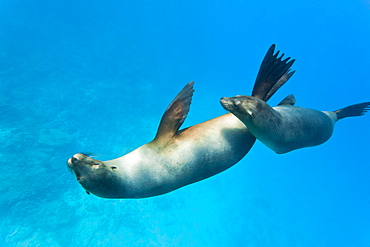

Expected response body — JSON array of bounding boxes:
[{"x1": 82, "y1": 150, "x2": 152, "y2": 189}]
[
  {"x1": 111, "y1": 166, "x2": 117, "y2": 170},
  {"x1": 233, "y1": 99, "x2": 241, "y2": 107}
]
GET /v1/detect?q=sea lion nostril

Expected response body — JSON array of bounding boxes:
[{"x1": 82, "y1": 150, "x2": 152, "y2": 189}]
[{"x1": 72, "y1": 157, "x2": 78, "y2": 163}]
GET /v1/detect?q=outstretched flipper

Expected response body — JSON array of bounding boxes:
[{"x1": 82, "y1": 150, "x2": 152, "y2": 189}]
[
  {"x1": 252, "y1": 44, "x2": 295, "y2": 102},
  {"x1": 153, "y1": 81, "x2": 195, "y2": 143},
  {"x1": 277, "y1": 94, "x2": 296, "y2": 106},
  {"x1": 334, "y1": 102, "x2": 370, "y2": 121},
  {"x1": 265, "y1": 70, "x2": 295, "y2": 102}
]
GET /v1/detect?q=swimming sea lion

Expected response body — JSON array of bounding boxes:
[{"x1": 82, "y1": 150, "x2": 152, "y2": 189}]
[
  {"x1": 220, "y1": 94, "x2": 370, "y2": 154},
  {"x1": 67, "y1": 45, "x2": 295, "y2": 199}
]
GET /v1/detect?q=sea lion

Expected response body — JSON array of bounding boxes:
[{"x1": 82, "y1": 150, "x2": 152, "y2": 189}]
[
  {"x1": 67, "y1": 45, "x2": 295, "y2": 199},
  {"x1": 220, "y1": 94, "x2": 370, "y2": 154}
]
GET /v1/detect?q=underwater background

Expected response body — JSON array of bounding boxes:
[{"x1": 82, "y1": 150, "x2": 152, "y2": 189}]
[{"x1": 1, "y1": 0, "x2": 369, "y2": 246}]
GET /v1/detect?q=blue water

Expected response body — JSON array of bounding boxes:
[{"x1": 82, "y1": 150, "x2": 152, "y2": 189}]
[{"x1": 1, "y1": 0, "x2": 369, "y2": 246}]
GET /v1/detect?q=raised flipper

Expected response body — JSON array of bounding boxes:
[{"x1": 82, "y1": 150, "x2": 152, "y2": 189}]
[
  {"x1": 153, "y1": 81, "x2": 195, "y2": 143},
  {"x1": 334, "y1": 102, "x2": 370, "y2": 121},
  {"x1": 265, "y1": 70, "x2": 295, "y2": 102},
  {"x1": 252, "y1": 44, "x2": 295, "y2": 102},
  {"x1": 277, "y1": 94, "x2": 296, "y2": 106}
]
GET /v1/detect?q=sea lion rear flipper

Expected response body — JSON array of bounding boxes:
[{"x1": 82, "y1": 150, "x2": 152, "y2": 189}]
[
  {"x1": 252, "y1": 44, "x2": 295, "y2": 102},
  {"x1": 153, "y1": 81, "x2": 195, "y2": 143},
  {"x1": 334, "y1": 102, "x2": 370, "y2": 121},
  {"x1": 277, "y1": 94, "x2": 296, "y2": 106}
]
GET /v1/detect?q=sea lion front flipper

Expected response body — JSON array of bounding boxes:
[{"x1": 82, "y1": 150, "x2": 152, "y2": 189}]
[
  {"x1": 277, "y1": 94, "x2": 296, "y2": 106},
  {"x1": 153, "y1": 81, "x2": 195, "y2": 143},
  {"x1": 252, "y1": 44, "x2": 295, "y2": 102}
]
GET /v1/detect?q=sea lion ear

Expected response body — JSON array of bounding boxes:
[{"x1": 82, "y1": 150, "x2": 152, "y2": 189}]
[
  {"x1": 153, "y1": 81, "x2": 195, "y2": 144},
  {"x1": 277, "y1": 94, "x2": 296, "y2": 106}
]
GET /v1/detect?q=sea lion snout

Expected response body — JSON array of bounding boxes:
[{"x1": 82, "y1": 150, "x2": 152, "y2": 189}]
[
  {"x1": 220, "y1": 97, "x2": 228, "y2": 103},
  {"x1": 220, "y1": 97, "x2": 234, "y2": 111},
  {"x1": 71, "y1": 156, "x2": 78, "y2": 163},
  {"x1": 220, "y1": 97, "x2": 249, "y2": 113},
  {"x1": 68, "y1": 153, "x2": 105, "y2": 180},
  {"x1": 68, "y1": 153, "x2": 89, "y2": 166},
  {"x1": 73, "y1": 153, "x2": 86, "y2": 159}
]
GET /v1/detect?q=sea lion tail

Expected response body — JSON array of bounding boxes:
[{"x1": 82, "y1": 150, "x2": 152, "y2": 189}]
[
  {"x1": 251, "y1": 44, "x2": 296, "y2": 102},
  {"x1": 334, "y1": 102, "x2": 370, "y2": 121}
]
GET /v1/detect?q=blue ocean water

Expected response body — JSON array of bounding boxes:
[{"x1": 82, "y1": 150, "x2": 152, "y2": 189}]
[{"x1": 0, "y1": 0, "x2": 369, "y2": 246}]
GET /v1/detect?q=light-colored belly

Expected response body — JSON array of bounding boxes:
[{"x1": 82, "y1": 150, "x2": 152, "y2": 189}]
[{"x1": 107, "y1": 113, "x2": 256, "y2": 198}]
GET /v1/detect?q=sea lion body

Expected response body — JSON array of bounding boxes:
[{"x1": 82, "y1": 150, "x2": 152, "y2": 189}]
[
  {"x1": 221, "y1": 95, "x2": 369, "y2": 154},
  {"x1": 68, "y1": 45, "x2": 296, "y2": 199},
  {"x1": 271, "y1": 106, "x2": 336, "y2": 152},
  {"x1": 84, "y1": 114, "x2": 253, "y2": 198}
]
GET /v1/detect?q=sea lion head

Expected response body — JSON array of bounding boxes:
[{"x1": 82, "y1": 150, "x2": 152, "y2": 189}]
[
  {"x1": 67, "y1": 153, "x2": 120, "y2": 197},
  {"x1": 220, "y1": 95, "x2": 269, "y2": 124}
]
